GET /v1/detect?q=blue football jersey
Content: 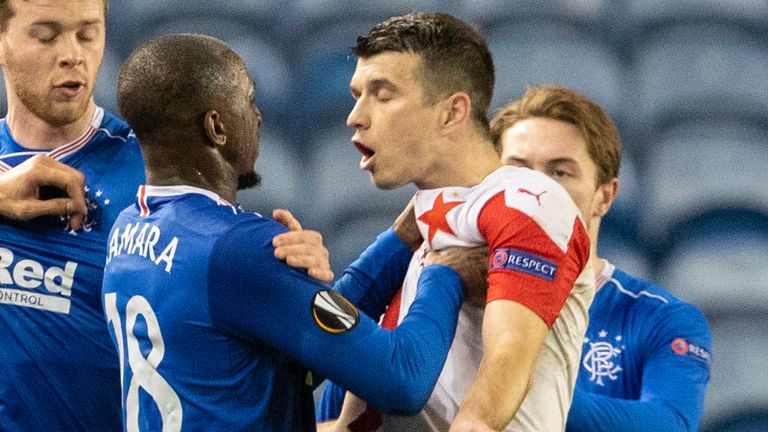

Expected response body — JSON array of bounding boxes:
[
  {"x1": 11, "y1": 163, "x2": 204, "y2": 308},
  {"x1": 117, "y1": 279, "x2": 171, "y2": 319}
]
[
  {"x1": 567, "y1": 261, "x2": 712, "y2": 432},
  {"x1": 102, "y1": 185, "x2": 464, "y2": 432},
  {"x1": 0, "y1": 108, "x2": 145, "y2": 431}
]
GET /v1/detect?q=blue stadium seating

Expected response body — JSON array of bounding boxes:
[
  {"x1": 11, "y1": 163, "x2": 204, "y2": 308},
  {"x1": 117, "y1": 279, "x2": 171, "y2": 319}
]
[
  {"x1": 291, "y1": 0, "x2": 447, "y2": 25},
  {"x1": 485, "y1": 21, "x2": 627, "y2": 125},
  {"x1": 633, "y1": 24, "x2": 768, "y2": 129},
  {"x1": 126, "y1": 0, "x2": 286, "y2": 30},
  {"x1": 291, "y1": 19, "x2": 378, "y2": 132},
  {"x1": 597, "y1": 217, "x2": 652, "y2": 282},
  {"x1": 456, "y1": 0, "x2": 611, "y2": 29},
  {"x1": 703, "y1": 406, "x2": 768, "y2": 432},
  {"x1": 639, "y1": 120, "x2": 768, "y2": 243},
  {"x1": 656, "y1": 207, "x2": 768, "y2": 315},
  {"x1": 699, "y1": 315, "x2": 768, "y2": 428},
  {"x1": 605, "y1": 149, "x2": 645, "y2": 236},
  {"x1": 627, "y1": 0, "x2": 768, "y2": 32}
]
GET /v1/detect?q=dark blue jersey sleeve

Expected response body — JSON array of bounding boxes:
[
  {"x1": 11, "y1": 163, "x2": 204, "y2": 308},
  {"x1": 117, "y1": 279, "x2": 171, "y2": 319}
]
[
  {"x1": 333, "y1": 228, "x2": 412, "y2": 319},
  {"x1": 567, "y1": 303, "x2": 711, "y2": 432},
  {"x1": 316, "y1": 382, "x2": 346, "y2": 423},
  {"x1": 208, "y1": 220, "x2": 463, "y2": 415}
]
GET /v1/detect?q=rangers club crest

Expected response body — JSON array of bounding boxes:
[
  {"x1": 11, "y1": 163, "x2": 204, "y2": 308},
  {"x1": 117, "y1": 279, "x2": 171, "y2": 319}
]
[{"x1": 582, "y1": 330, "x2": 625, "y2": 386}]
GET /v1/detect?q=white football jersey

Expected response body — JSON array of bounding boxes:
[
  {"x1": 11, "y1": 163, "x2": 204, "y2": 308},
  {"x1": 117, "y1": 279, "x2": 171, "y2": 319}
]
[{"x1": 383, "y1": 166, "x2": 595, "y2": 432}]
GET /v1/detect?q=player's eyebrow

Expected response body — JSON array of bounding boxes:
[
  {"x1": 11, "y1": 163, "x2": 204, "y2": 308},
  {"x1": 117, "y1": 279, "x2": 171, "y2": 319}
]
[
  {"x1": 28, "y1": 19, "x2": 102, "y2": 30},
  {"x1": 368, "y1": 78, "x2": 397, "y2": 93},
  {"x1": 503, "y1": 156, "x2": 530, "y2": 167},
  {"x1": 350, "y1": 77, "x2": 397, "y2": 98},
  {"x1": 28, "y1": 21, "x2": 61, "y2": 32},
  {"x1": 547, "y1": 157, "x2": 579, "y2": 166}
]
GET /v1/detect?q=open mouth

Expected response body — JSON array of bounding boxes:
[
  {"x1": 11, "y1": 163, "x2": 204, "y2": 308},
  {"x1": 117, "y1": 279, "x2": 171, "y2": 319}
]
[
  {"x1": 353, "y1": 140, "x2": 376, "y2": 169},
  {"x1": 353, "y1": 140, "x2": 374, "y2": 158},
  {"x1": 55, "y1": 81, "x2": 85, "y2": 97}
]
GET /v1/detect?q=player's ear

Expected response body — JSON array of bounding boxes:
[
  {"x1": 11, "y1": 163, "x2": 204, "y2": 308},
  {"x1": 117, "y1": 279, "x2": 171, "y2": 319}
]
[
  {"x1": 441, "y1": 92, "x2": 471, "y2": 132},
  {"x1": 203, "y1": 110, "x2": 227, "y2": 148},
  {"x1": 592, "y1": 177, "x2": 618, "y2": 219}
]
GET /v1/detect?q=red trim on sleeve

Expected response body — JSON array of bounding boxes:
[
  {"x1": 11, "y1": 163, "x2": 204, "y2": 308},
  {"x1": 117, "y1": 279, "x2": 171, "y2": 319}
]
[
  {"x1": 478, "y1": 192, "x2": 590, "y2": 327},
  {"x1": 380, "y1": 288, "x2": 403, "y2": 330}
]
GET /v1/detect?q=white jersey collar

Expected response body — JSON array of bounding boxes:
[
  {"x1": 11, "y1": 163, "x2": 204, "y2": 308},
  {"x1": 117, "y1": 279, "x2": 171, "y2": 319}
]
[{"x1": 595, "y1": 259, "x2": 616, "y2": 292}]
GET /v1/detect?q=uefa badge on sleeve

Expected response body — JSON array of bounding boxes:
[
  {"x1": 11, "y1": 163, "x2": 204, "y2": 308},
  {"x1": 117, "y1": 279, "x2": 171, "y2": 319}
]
[{"x1": 311, "y1": 290, "x2": 359, "y2": 333}]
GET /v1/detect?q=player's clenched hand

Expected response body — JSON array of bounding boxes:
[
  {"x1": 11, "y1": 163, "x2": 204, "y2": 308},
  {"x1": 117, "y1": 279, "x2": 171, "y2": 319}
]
[
  {"x1": 426, "y1": 246, "x2": 488, "y2": 307},
  {"x1": 272, "y1": 209, "x2": 334, "y2": 283},
  {"x1": 0, "y1": 154, "x2": 88, "y2": 229},
  {"x1": 393, "y1": 194, "x2": 422, "y2": 251}
]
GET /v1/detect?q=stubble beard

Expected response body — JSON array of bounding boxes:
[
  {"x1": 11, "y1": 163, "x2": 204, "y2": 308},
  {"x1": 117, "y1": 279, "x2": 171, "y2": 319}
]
[
  {"x1": 237, "y1": 171, "x2": 262, "y2": 191},
  {"x1": 14, "y1": 83, "x2": 93, "y2": 127},
  {"x1": 5, "y1": 54, "x2": 94, "y2": 128}
]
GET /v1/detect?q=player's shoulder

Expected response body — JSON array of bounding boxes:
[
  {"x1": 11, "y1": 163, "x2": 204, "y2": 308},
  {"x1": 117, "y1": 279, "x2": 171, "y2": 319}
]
[
  {"x1": 477, "y1": 166, "x2": 579, "y2": 215},
  {"x1": 215, "y1": 209, "x2": 288, "y2": 247},
  {"x1": 607, "y1": 267, "x2": 708, "y2": 324},
  {"x1": 96, "y1": 109, "x2": 138, "y2": 144}
]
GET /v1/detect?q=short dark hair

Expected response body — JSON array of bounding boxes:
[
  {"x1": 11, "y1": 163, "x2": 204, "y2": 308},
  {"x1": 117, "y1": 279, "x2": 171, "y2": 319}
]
[
  {"x1": 0, "y1": 0, "x2": 109, "y2": 33},
  {"x1": 354, "y1": 12, "x2": 494, "y2": 134},
  {"x1": 490, "y1": 86, "x2": 621, "y2": 186},
  {"x1": 117, "y1": 33, "x2": 243, "y2": 141}
]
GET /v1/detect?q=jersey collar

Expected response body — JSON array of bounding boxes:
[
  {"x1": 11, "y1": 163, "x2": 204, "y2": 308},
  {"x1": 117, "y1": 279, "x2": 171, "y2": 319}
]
[
  {"x1": 137, "y1": 184, "x2": 237, "y2": 216},
  {"x1": 0, "y1": 107, "x2": 104, "y2": 171},
  {"x1": 595, "y1": 259, "x2": 616, "y2": 292}
]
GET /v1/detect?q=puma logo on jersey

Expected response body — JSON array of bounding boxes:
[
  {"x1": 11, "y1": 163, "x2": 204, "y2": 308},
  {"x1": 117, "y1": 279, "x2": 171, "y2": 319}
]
[
  {"x1": 0, "y1": 247, "x2": 78, "y2": 314},
  {"x1": 516, "y1": 188, "x2": 546, "y2": 205}
]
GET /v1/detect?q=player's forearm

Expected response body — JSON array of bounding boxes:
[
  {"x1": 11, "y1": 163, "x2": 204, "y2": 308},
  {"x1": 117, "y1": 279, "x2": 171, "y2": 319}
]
[
  {"x1": 567, "y1": 389, "x2": 692, "y2": 432},
  {"x1": 452, "y1": 339, "x2": 533, "y2": 430},
  {"x1": 367, "y1": 264, "x2": 463, "y2": 413},
  {"x1": 333, "y1": 228, "x2": 411, "y2": 318},
  {"x1": 452, "y1": 301, "x2": 548, "y2": 431},
  {"x1": 310, "y1": 265, "x2": 463, "y2": 415}
]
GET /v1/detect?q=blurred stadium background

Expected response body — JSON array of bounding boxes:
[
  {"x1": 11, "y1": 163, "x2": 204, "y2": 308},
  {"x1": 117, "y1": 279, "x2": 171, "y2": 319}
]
[{"x1": 8, "y1": 0, "x2": 767, "y2": 429}]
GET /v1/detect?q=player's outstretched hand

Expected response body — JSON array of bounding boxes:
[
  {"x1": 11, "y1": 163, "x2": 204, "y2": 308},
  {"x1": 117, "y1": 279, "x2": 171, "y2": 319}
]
[
  {"x1": 272, "y1": 209, "x2": 334, "y2": 283},
  {"x1": 426, "y1": 246, "x2": 488, "y2": 307},
  {"x1": 393, "y1": 194, "x2": 422, "y2": 251},
  {"x1": 0, "y1": 154, "x2": 87, "y2": 229}
]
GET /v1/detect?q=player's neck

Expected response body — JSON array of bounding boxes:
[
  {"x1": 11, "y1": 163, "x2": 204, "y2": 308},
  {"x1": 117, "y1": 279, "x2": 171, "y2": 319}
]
[
  {"x1": 418, "y1": 136, "x2": 500, "y2": 189},
  {"x1": 144, "y1": 145, "x2": 238, "y2": 205},
  {"x1": 5, "y1": 101, "x2": 97, "y2": 151},
  {"x1": 592, "y1": 256, "x2": 606, "y2": 277},
  {"x1": 589, "y1": 221, "x2": 604, "y2": 275}
]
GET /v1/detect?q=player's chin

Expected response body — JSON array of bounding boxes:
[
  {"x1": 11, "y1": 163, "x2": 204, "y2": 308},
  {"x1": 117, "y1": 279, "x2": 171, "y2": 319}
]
[
  {"x1": 370, "y1": 172, "x2": 407, "y2": 190},
  {"x1": 237, "y1": 171, "x2": 262, "y2": 191}
]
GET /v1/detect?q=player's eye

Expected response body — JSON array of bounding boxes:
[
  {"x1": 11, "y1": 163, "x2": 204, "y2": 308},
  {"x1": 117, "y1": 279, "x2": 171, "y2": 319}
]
[
  {"x1": 29, "y1": 28, "x2": 57, "y2": 43},
  {"x1": 77, "y1": 27, "x2": 98, "y2": 42},
  {"x1": 376, "y1": 88, "x2": 394, "y2": 101},
  {"x1": 551, "y1": 169, "x2": 573, "y2": 179}
]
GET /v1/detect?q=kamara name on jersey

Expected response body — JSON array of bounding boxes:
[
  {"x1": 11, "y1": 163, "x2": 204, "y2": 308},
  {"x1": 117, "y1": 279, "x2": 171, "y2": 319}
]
[
  {"x1": 0, "y1": 247, "x2": 78, "y2": 314},
  {"x1": 107, "y1": 222, "x2": 179, "y2": 273}
]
